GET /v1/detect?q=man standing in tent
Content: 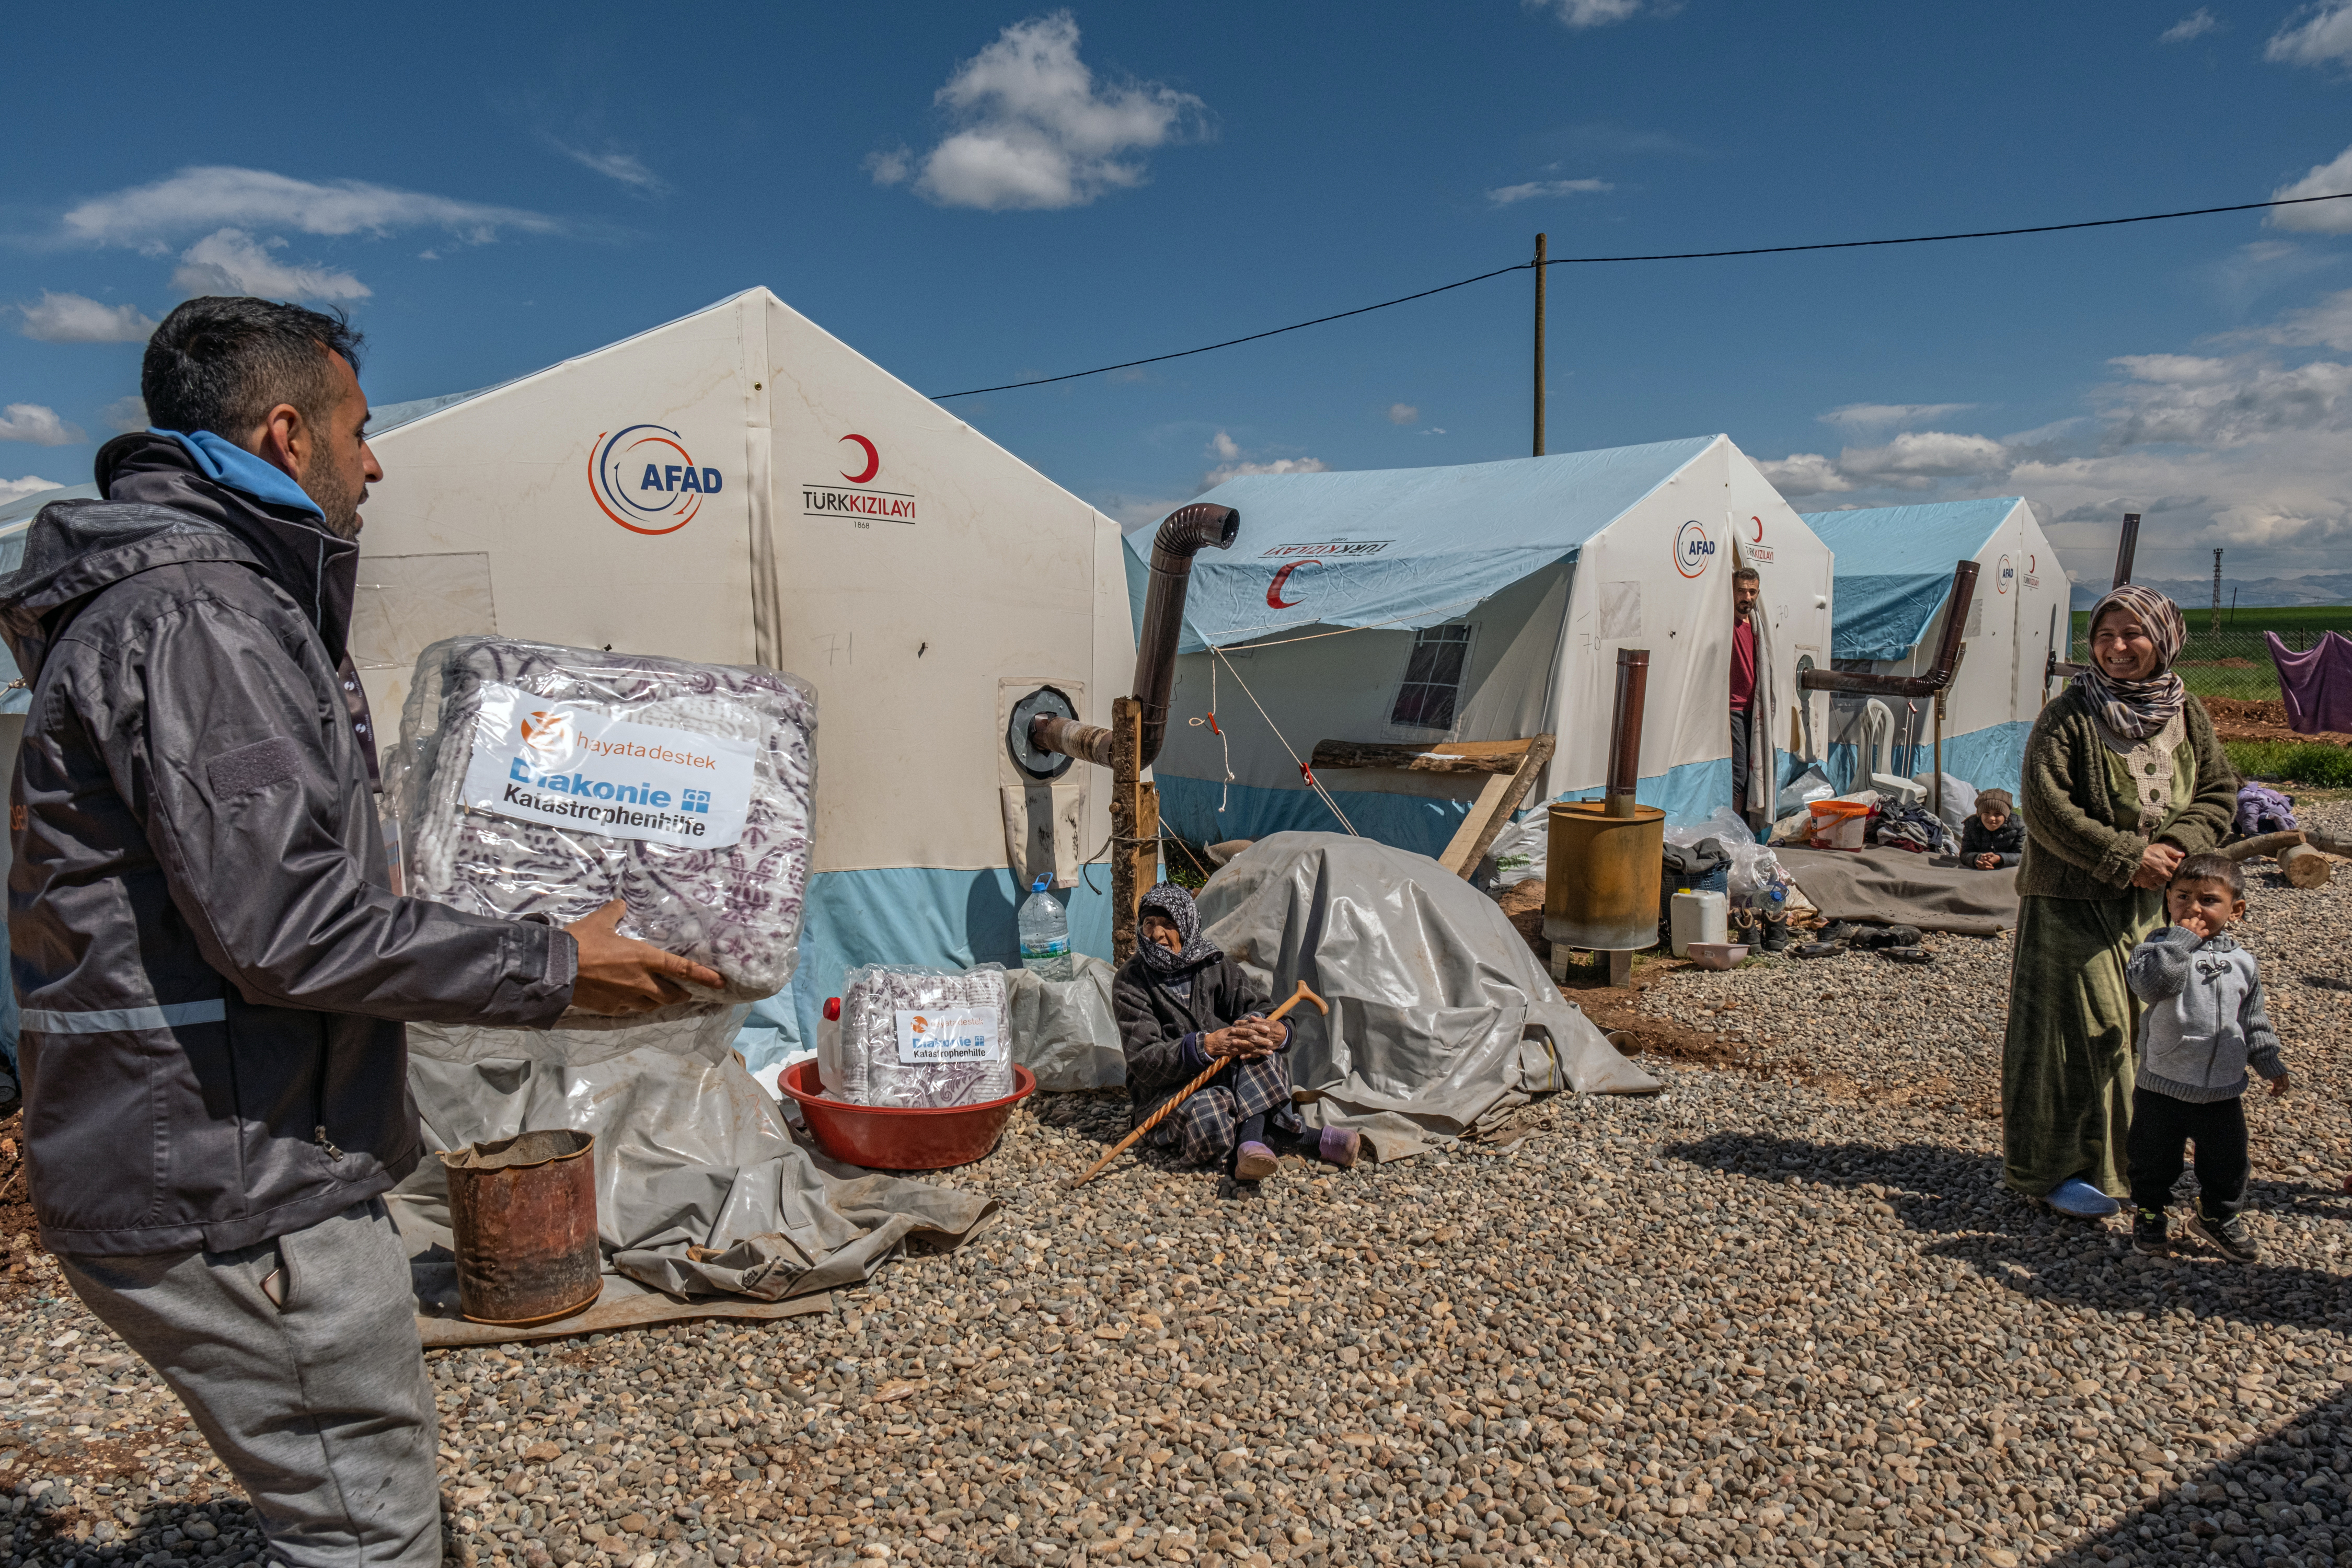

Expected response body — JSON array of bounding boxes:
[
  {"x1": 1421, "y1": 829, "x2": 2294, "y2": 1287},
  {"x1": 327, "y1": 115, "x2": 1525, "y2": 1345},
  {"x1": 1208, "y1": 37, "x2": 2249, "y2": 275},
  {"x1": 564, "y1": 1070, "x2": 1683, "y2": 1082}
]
[
  {"x1": 0, "y1": 296, "x2": 723, "y2": 1568},
  {"x1": 1730, "y1": 566, "x2": 1762, "y2": 815}
]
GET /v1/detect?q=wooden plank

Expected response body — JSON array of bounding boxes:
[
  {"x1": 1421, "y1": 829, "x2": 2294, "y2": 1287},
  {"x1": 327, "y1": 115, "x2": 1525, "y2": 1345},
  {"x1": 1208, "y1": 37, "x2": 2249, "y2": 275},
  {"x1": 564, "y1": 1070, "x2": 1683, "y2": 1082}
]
[
  {"x1": 1437, "y1": 734, "x2": 1557, "y2": 879},
  {"x1": 1310, "y1": 737, "x2": 1534, "y2": 775}
]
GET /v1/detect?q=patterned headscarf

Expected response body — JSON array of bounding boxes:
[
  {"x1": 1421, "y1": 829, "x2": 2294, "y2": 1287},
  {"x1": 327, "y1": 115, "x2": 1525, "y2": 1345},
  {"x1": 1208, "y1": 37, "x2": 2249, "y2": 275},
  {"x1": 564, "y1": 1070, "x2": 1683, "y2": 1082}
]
[
  {"x1": 1136, "y1": 882, "x2": 1221, "y2": 976},
  {"x1": 2073, "y1": 583, "x2": 2188, "y2": 741}
]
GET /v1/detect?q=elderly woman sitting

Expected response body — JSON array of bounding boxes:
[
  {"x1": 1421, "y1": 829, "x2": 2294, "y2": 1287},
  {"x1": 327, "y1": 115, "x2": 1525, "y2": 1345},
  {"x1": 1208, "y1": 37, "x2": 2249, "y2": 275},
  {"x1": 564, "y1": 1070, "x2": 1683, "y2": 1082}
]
[{"x1": 1112, "y1": 882, "x2": 1360, "y2": 1181}]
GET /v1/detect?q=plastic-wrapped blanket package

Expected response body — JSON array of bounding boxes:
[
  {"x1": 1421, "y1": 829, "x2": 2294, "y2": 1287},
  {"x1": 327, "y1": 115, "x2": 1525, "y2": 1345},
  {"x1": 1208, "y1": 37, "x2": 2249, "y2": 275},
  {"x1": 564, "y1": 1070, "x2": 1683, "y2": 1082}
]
[
  {"x1": 821, "y1": 965, "x2": 1012, "y2": 1109},
  {"x1": 389, "y1": 637, "x2": 815, "y2": 1028}
]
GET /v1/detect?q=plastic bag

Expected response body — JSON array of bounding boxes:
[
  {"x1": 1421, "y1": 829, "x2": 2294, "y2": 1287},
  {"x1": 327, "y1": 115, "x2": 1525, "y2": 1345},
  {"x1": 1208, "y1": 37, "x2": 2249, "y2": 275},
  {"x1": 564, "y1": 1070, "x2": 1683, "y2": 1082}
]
[
  {"x1": 829, "y1": 965, "x2": 1013, "y2": 1109},
  {"x1": 389, "y1": 637, "x2": 816, "y2": 1028},
  {"x1": 1483, "y1": 814, "x2": 1548, "y2": 890},
  {"x1": 1912, "y1": 773, "x2": 1977, "y2": 832},
  {"x1": 1666, "y1": 805, "x2": 1782, "y2": 898},
  {"x1": 1775, "y1": 763, "x2": 1836, "y2": 819}
]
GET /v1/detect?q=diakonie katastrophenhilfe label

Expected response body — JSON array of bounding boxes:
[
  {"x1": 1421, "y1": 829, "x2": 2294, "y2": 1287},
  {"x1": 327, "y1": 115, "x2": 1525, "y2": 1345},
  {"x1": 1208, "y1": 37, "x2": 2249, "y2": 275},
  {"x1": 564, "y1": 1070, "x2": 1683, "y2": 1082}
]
[
  {"x1": 460, "y1": 682, "x2": 756, "y2": 849},
  {"x1": 895, "y1": 1007, "x2": 1004, "y2": 1066}
]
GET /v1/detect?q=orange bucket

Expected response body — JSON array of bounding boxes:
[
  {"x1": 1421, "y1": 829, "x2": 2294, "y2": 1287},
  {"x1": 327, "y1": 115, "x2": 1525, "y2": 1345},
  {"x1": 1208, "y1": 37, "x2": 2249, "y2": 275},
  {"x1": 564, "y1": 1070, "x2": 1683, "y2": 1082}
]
[{"x1": 1807, "y1": 799, "x2": 1874, "y2": 851}]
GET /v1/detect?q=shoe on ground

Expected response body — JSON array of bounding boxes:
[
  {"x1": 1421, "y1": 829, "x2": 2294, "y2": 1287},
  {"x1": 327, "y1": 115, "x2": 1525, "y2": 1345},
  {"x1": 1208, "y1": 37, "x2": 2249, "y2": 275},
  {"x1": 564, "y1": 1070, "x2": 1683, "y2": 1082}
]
[
  {"x1": 1884, "y1": 924, "x2": 1923, "y2": 947},
  {"x1": 1881, "y1": 946, "x2": 1933, "y2": 965},
  {"x1": 2133, "y1": 1208, "x2": 2171, "y2": 1256},
  {"x1": 2047, "y1": 1177, "x2": 2122, "y2": 1218},
  {"x1": 1760, "y1": 915, "x2": 1790, "y2": 954},
  {"x1": 2182, "y1": 1208, "x2": 2259, "y2": 1263},
  {"x1": 1815, "y1": 921, "x2": 1858, "y2": 944},
  {"x1": 1234, "y1": 1141, "x2": 1281, "y2": 1182},
  {"x1": 1317, "y1": 1125, "x2": 1363, "y2": 1169},
  {"x1": 1792, "y1": 942, "x2": 1843, "y2": 960}
]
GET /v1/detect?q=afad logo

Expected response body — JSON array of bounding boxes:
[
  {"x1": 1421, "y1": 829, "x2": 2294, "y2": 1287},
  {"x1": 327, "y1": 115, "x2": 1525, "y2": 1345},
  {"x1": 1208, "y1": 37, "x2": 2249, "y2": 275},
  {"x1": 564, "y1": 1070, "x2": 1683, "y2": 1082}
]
[
  {"x1": 1267, "y1": 558, "x2": 1323, "y2": 609},
  {"x1": 1996, "y1": 554, "x2": 2016, "y2": 595},
  {"x1": 1675, "y1": 519, "x2": 1716, "y2": 579},
  {"x1": 589, "y1": 424, "x2": 724, "y2": 536},
  {"x1": 519, "y1": 710, "x2": 571, "y2": 757}
]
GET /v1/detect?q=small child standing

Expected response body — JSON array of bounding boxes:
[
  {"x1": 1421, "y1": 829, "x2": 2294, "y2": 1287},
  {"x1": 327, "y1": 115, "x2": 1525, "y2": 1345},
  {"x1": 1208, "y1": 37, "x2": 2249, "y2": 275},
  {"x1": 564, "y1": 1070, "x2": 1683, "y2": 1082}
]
[
  {"x1": 1958, "y1": 788, "x2": 2024, "y2": 870},
  {"x1": 2125, "y1": 854, "x2": 2289, "y2": 1262}
]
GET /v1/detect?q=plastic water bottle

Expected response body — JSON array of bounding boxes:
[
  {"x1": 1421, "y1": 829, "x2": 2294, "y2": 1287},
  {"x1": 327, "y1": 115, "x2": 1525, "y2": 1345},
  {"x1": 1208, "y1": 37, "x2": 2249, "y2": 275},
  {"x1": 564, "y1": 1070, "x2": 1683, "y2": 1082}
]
[{"x1": 1017, "y1": 875, "x2": 1075, "y2": 981}]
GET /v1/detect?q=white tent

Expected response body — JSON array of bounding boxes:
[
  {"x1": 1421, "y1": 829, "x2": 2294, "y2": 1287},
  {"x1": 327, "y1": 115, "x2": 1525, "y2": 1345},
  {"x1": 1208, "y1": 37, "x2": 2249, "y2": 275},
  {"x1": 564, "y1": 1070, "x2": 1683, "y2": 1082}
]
[
  {"x1": 1800, "y1": 497, "x2": 2064, "y2": 798},
  {"x1": 354, "y1": 289, "x2": 1134, "y2": 1062},
  {"x1": 1136, "y1": 436, "x2": 1835, "y2": 851}
]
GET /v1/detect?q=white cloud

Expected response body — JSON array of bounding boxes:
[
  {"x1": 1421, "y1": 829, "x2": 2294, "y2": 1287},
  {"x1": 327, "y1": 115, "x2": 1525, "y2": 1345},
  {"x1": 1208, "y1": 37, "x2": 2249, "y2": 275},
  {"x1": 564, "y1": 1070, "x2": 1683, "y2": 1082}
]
[
  {"x1": 1200, "y1": 429, "x2": 1327, "y2": 489},
  {"x1": 545, "y1": 139, "x2": 666, "y2": 193},
  {"x1": 883, "y1": 13, "x2": 1208, "y2": 211},
  {"x1": 0, "y1": 404, "x2": 86, "y2": 446},
  {"x1": 1818, "y1": 401, "x2": 1974, "y2": 430},
  {"x1": 170, "y1": 229, "x2": 371, "y2": 302},
  {"x1": 1484, "y1": 178, "x2": 1612, "y2": 206},
  {"x1": 2254, "y1": 284, "x2": 2352, "y2": 350},
  {"x1": 1388, "y1": 402, "x2": 1418, "y2": 425},
  {"x1": 0, "y1": 476, "x2": 63, "y2": 506},
  {"x1": 101, "y1": 395, "x2": 148, "y2": 434},
  {"x1": 1759, "y1": 291, "x2": 2352, "y2": 576},
  {"x1": 61, "y1": 166, "x2": 561, "y2": 247},
  {"x1": 16, "y1": 291, "x2": 156, "y2": 343},
  {"x1": 1523, "y1": 0, "x2": 1664, "y2": 28},
  {"x1": 2267, "y1": 3, "x2": 2352, "y2": 66},
  {"x1": 2268, "y1": 145, "x2": 2352, "y2": 234},
  {"x1": 1756, "y1": 453, "x2": 1853, "y2": 499},
  {"x1": 2160, "y1": 8, "x2": 2220, "y2": 42}
]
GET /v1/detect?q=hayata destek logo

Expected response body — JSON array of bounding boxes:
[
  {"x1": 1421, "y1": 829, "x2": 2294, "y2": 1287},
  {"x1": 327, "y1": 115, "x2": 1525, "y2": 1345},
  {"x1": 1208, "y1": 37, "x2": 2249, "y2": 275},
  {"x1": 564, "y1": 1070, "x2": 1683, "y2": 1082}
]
[
  {"x1": 519, "y1": 709, "x2": 572, "y2": 757},
  {"x1": 1997, "y1": 554, "x2": 2016, "y2": 594},
  {"x1": 589, "y1": 425, "x2": 723, "y2": 535},
  {"x1": 1674, "y1": 519, "x2": 1716, "y2": 579}
]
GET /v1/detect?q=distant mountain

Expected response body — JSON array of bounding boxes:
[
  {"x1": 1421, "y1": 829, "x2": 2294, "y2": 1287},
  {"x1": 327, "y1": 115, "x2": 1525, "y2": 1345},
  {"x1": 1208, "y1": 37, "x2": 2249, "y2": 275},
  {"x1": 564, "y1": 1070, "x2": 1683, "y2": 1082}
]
[{"x1": 2069, "y1": 573, "x2": 2352, "y2": 610}]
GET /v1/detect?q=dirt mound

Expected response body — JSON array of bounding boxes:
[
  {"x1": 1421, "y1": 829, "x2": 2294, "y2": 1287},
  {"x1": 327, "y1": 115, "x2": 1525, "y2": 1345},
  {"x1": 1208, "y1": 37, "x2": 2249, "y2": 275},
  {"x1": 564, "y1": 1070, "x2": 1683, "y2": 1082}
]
[
  {"x1": 1, "y1": 1107, "x2": 40, "y2": 1301},
  {"x1": 2203, "y1": 696, "x2": 2352, "y2": 746}
]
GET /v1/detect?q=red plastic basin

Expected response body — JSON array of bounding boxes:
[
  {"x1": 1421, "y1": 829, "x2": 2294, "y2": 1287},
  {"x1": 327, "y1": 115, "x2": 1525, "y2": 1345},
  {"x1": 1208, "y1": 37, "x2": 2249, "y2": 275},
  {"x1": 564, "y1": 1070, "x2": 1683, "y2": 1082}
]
[{"x1": 781, "y1": 1060, "x2": 1036, "y2": 1171}]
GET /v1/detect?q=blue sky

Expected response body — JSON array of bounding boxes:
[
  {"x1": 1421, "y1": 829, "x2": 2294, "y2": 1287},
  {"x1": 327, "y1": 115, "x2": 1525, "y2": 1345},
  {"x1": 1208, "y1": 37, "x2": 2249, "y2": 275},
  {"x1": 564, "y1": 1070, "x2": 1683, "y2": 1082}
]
[{"x1": 6, "y1": 1, "x2": 2352, "y2": 589}]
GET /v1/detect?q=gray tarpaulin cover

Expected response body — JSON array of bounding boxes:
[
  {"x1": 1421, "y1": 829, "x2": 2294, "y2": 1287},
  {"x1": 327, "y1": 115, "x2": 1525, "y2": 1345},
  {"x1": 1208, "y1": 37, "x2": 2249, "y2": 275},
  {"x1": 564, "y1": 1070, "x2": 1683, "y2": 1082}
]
[
  {"x1": 1194, "y1": 832, "x2": 1657, "y2": 1159},
  {"x1": 1777, "y1": 846, "x2": 2021, "y2": 935},
  {"x1": 386, "y1": 1011, "x2": 998, "y2": 1334},
  {"x1": 1002, "y1": 955, "x2": 1125, "y2": 1092}
]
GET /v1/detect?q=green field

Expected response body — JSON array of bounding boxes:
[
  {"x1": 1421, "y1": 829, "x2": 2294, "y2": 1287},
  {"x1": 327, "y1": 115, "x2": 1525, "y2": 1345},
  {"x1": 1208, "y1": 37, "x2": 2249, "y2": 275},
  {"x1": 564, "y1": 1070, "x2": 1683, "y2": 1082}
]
[{"x1": 2224, "y1": 740, "x2": 2352, "y2": 788}]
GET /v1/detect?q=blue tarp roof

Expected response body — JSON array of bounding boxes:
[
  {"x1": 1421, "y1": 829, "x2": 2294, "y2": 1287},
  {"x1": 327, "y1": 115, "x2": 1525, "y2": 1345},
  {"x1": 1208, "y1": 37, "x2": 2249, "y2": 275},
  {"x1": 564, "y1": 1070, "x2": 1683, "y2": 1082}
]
[
  {"x1": 1133, "y1": 436, "x2": 1719, "y2": 651},
  {"x1": 1802, "y1": 497, "x2": 2021, "y2": 662}
]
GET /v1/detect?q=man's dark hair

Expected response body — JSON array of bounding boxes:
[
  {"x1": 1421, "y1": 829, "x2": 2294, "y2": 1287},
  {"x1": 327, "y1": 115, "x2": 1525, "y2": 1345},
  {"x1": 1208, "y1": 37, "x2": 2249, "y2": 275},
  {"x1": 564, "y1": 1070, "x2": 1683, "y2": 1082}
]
[
  {"x1": 143, "y1": 297, "x2": 365, "y2": 439},
  {"x1": 1732, "y1": 566, "x2": 1760, "y2": 584},
  {"x1": 2172, "y1": 852, "x2": 2243, "y2": 896}
]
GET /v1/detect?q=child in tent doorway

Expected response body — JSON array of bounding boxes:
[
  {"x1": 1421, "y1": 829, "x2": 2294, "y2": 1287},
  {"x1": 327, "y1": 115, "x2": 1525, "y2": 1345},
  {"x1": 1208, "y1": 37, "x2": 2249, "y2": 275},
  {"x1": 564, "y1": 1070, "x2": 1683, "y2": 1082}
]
[
  {"x1": 1112, "y1": 883, "x2": 1362, "y2": 1182},
  {"x1": 2126, "y1": 854, "x2": 2288, "y2": 1263},
  {"x1": 1960, "y1": 789, "x2": 2025, "y2": 870}
]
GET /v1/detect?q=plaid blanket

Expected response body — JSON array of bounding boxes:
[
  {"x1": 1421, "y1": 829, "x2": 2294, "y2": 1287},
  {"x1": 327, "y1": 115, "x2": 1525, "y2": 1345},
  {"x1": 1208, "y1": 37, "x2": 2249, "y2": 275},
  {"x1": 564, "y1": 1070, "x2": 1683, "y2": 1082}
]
[{"x1": 1147, "y1": 1054, "x2": 1298, "y2": 1168}]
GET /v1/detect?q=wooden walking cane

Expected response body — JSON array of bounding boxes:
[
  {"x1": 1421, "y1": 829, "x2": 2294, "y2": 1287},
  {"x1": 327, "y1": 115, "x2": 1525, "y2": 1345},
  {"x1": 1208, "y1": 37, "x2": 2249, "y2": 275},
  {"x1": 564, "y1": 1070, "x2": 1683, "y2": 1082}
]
[{"x1": 1067, "y1": 981, "x2": 1329, "y2": 1189}]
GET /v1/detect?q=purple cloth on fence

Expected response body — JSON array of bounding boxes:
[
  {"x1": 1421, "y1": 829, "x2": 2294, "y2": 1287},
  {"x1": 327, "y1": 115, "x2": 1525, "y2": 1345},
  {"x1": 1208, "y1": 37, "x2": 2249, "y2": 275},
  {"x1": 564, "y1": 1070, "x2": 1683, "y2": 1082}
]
[{"x1": 2266, "y1": 630, "x2": 2352, "y2": 736}]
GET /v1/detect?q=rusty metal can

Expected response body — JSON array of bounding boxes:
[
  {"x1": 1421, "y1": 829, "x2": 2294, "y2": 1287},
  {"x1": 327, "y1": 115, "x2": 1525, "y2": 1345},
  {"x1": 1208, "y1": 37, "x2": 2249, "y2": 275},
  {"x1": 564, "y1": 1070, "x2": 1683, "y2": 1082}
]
[{"x1": 441, "y1": 1129, "x2": 602, "y2": 1327}]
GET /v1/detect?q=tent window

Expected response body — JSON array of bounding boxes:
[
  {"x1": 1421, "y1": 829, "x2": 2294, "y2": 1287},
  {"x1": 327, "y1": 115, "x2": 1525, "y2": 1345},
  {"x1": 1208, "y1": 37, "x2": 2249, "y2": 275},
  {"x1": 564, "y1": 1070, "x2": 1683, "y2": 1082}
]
[{"x1": 1391, "y1": 624, "x2": 1474, "y2": 730}]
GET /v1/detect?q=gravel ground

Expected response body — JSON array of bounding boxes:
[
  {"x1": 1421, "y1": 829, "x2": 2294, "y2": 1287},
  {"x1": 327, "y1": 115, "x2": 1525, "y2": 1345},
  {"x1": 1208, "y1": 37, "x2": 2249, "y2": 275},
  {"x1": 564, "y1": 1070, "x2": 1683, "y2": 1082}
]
[{"x1": 6, "y1": 803, "x2": 2352, "y2": 1568}]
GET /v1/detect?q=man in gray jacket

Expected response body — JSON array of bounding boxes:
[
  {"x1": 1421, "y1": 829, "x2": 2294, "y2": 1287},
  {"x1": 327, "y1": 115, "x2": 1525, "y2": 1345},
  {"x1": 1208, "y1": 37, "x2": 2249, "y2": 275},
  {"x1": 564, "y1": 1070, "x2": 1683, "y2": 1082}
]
[{"x1": 2, "y1": 296, "x2": 724, "y2": 1567}]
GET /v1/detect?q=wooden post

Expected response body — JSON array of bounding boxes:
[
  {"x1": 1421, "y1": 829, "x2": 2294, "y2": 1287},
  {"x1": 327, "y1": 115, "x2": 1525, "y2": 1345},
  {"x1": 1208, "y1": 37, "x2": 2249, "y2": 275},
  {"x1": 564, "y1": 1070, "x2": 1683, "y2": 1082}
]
[
  {"x1": 1109, "y1": 696, "x2": 1159, "y2": 964},
  {"x1": 1532, "y1": 233, "x2": 1548, "y2": 458}
]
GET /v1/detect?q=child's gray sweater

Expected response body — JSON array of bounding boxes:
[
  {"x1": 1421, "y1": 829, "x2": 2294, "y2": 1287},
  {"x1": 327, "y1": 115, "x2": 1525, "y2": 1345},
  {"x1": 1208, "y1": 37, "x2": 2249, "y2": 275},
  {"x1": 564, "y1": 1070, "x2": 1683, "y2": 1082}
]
[{"x1": 2125, "y1": 927, "x2": 2285, "y2": 1103}]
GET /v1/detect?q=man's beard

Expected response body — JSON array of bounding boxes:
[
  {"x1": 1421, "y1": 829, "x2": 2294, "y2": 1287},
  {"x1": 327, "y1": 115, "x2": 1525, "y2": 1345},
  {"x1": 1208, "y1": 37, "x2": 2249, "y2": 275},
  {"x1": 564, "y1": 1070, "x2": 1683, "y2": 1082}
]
[{"x1": 304, "y1": 467, "x2": 366, "y2": 541}]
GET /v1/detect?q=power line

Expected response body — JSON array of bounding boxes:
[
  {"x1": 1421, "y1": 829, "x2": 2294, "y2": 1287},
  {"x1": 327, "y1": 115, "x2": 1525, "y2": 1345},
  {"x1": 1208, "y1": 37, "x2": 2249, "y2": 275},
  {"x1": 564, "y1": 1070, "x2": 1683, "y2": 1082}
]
[{"x1": 928, "y1": 189, "x2": 2352, "y2": 400}]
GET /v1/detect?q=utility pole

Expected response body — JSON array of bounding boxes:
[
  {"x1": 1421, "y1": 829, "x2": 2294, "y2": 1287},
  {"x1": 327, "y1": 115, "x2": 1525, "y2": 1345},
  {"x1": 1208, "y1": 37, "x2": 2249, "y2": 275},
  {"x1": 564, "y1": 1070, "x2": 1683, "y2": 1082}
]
[
  {"x1": 1532, "y1": 233, "x2": 1547, "y2": 457},
  {"x1": 2211, "y1": 548, "x2": 2223, "y2": 637}
]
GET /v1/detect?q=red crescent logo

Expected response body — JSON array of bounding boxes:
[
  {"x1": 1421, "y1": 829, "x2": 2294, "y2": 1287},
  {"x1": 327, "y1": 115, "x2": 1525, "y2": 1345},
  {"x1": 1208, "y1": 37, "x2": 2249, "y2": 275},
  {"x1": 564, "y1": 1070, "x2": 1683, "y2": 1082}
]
[
  {"x1": 1267, "y1": 559, "x2": 1321, "y2": 609},
  {"x1": 839, "y1": 434, "x2": 880, "y2": 485},
  {"x1": 1747, "y1": 514, "x2": 1763, "y2": 543},
  {"x1": 2028, "y1": 553, "x2": 2037, "y2": 573}
]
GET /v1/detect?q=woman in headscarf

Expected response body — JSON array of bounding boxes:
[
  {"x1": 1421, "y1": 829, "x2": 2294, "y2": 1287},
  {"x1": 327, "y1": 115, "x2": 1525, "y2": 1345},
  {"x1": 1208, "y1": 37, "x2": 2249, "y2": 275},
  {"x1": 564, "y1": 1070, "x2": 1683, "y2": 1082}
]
[
  {"x1": 2003, "y1": 584, "x2": 2238, "y2": 1215},
  {"x1": 1113, "y1": 882, "x2": 1362, "y2": 1181}
]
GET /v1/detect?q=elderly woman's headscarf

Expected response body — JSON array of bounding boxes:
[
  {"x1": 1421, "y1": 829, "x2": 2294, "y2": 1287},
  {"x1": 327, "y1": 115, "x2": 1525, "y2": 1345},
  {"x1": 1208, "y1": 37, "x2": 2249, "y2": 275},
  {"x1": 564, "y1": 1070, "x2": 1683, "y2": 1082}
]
[
  {"x1": 2074, "y1": 583, "x2": 2187, "y2": 741},
  {"x1": 1136, "y1": 882, "x2": 1220, "y2": 976}
]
